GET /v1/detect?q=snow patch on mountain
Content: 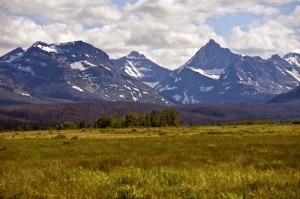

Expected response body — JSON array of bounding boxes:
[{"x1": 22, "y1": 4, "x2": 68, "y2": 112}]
[
  {"x1": 36, "y1": 44, "x2": 57, "y2": 53},
  {"x1": 172, "y1": 94, "x2": 182, "y2": 101},
  {"x1": 188, "y1": 67, "x2": 224, "y2": 80},
  {"x1": 72, "y1": 85, "x2": 84, "y2": 92},
  {"x1": 200, "y1": 86, "x2": 214, "y2": 92},
  {"x1": 19, "y1": 92, "x2": 31, "y2": 97},
  {"x1": 82, "y1": 60, "x2": 96, "y2": 67},
  {"x1": 286, "y1": 69, "x2": 300, "y2": 82},
  {"x1": 124, "y1": 61, "x2": 143, "y2": 78},
  {"x1": 70, "y1": 62, "x2": 86, "y2": 71},
  {"x1": 182, "y1": 91, "x2": 199, "y2": 104},
  {"x1": 143, "y1": 81, "x2": 159, "y2": 87}
]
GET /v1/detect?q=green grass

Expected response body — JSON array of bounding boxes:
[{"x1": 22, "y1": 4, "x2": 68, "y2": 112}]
[{"x1": 0, "y1": 125, "x2": 299, "y2": 198}]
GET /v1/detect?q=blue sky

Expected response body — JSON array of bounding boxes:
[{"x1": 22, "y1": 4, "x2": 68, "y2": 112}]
[{"x1": 0, "y1": 0, "x2": 299, "y2": 69}]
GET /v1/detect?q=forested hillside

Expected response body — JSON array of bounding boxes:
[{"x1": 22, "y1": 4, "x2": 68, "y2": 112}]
[{"x1": 1, "y1": 101, "x2": 300, "y2": 131}]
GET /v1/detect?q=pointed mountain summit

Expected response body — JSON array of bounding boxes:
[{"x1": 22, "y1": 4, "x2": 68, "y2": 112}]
[
  {"x1": 155, "y1": 39, "x2": 240, "y2": 103},
  {"x1": 184, "y1": 39, "x2": 240, "y2": 73},
  {"x1": 111, "y1": 51, "x2": 171, "y2": 88},
  {"x1": 0, "y1": 41, "x2": 169, "y2": 105}
]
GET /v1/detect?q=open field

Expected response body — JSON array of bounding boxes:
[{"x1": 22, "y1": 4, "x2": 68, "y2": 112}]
[{"x1": 0, "y1": 125, "x2": 299, "y2": 198}]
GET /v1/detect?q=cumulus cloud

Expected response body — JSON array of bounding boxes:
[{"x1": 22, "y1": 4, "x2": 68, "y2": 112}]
[
  {"x1": 227, "y1": 5, "x2": 300, "y2": 58},
  {"x1": 0, "y1": 0, "x2": 122, "y2": 24},
  {"x1": 0, "y1": 13, "x2": 84, "y2": 55},
  {"x1": 0, "y1": 0, "x2": 299, "y2": 69}
]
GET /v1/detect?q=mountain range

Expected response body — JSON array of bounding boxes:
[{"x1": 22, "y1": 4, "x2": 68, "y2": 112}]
[
  {"x1": 1, "y1": 40, "x2": 300, "y2": 105},
  {"x1": 0, "y1": 41, "x2": 169, "y2": 105},
  {"x1": 155, "y1": 39, "x2": 300, "y2": 103}
]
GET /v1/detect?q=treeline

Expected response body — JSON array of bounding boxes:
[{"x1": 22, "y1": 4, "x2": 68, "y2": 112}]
[
  {"x1": 95, "y1": 109, "x2": 180, "y2": 128},
  {"x1": 0, "y1": 108, "x2": 180, "y2": 131},
  {"x1": 54, "y1": 109, "x2": 180, "y2": 129},
  {"x1": 1, "y1": 101, "x2": 300, "y2": 131}
]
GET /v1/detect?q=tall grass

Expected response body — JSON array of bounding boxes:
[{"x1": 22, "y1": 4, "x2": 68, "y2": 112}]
[{"x1": 0, "y1": 125, "x2": 299, "y2": 198}]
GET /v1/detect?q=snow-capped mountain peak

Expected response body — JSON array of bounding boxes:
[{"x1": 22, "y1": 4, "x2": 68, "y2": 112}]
[
  {"x1": 112, "y1": 51, "x2": 172, "y2": 88},
  {"x1": 183, "y1": 39, "x2": 240, "y2": 71}
]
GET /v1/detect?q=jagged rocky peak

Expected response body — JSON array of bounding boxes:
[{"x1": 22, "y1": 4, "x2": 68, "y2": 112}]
[
  {"x1": 206, "y1": 39, "x2": 221, "y2": 48},
  {"x1": 183, "y1": 39, "x2": 240, "y2": 70},
  {"x1": 127, "y1": 51, "x2": 146, "y2": 59},
  {"x1": 270, "y1": 54, "x2": 282, "y2": 60},
  {"x1": 10, "y1": 47, "x2": 25, "y2": 54},
  {"x1": 57, "y1": 40, "x2": 110, "y2": 61},
  {"x1": 32, "y1": 41, "x2": 50, "y2": 47}
]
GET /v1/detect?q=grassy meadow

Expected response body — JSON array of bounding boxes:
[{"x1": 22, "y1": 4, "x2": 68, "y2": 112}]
[{"x1": 0, "y1": 125, "x2": 299, "y2": 198}]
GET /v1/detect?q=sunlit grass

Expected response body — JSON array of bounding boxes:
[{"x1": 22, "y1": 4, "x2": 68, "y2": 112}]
[{"x1": 0, "y1": 125, "x2": 299, "y2": 198}]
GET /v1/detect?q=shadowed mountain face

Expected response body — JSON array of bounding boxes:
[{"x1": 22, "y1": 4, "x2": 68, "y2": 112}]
[
  {"x1": 0, "y1": 41, "x2": 169, "y2": 105},
  {"x1": 155, "y1": 40, "x2": 300, "y2": 104},
  {"x1": 268, "y1": 86, "x2": 300, "y2": 103},
  {"x1": 111, "y1": 51, "x2": 171, "y2": 88}
]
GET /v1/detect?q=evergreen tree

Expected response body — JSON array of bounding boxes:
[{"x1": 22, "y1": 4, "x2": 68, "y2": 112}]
[
  {"x1": 149, "y1": 109, "x2": 162, "y2": 127},
  {"x1": 124, "y1": 112, "x2": 139, "y2": 127}
]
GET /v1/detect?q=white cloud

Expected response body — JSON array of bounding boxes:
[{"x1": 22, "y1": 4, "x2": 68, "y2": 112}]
[
  {"x1": 227, "y1": 5, "x2": 300, "y2": 58},
  {"x1": 0, "y1": 0, "x2": 122, "y2": 24},
  {"x1": 0, "y1": 0, "x2": 299, "y2": 69},
  {"x1": 0, "y1": 13, "x2": 83, "y2": 55}
]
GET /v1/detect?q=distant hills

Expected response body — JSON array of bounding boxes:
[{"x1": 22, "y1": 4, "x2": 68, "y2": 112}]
[{"x1": 1, "y1": 40, "x2": 300, "y2": 105}]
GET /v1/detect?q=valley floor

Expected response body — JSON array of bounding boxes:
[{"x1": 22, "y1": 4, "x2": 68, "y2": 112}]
[{"x1": 0, "y1": 125, "x2": 299, "y2": 198}]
